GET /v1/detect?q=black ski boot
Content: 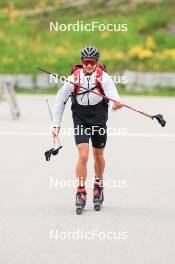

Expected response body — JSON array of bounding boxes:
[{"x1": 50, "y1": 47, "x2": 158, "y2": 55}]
[
  {"x1": 75, "y1": 186, "x2": 87, "y2": 215},
  {"x1": 93, "y1": 178, "x2": 104, "y2": 211}
]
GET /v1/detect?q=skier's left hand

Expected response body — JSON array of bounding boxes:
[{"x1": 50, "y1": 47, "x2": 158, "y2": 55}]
[{"x1": 112, "y1": 101, "x2": 124, "y2": 110}]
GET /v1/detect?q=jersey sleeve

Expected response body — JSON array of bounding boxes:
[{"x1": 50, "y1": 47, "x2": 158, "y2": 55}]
[
  {"x1": 52, "y1": 76, "x2": 74, "y2": 127},
  {"x1": 102, "y1": 71, "x2": 120, "y2": 103}
]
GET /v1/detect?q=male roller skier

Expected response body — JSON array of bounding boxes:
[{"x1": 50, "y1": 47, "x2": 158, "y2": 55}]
[{"x1": 52, "y1": 46, "x2": 123, "y2": 213}]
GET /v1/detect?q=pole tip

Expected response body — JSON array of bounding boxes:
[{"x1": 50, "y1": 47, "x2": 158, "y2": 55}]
[{"x1": 152, "y1": 114, "x2": 166, "y2": 127}]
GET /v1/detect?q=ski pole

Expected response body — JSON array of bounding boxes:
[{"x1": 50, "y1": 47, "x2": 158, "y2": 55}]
[
  {"x1": 46, "y1": 99, "x2": 53, "y2": 122},
  {"x1": 45, "y1": 99, "x2": 62, "y2": 161},
  {"x1": 38, "y1": 67, "x2": 166, "y2": 127}
]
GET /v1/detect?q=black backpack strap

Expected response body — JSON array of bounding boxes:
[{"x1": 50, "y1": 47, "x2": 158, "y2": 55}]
[{"x1": 76, "y1": 85, "x2": 98, "y2": 96}]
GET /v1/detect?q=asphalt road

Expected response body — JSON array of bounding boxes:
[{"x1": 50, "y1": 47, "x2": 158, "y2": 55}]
[{"x1": 0, "y1": 95, "x2": 175, "y2": 264}]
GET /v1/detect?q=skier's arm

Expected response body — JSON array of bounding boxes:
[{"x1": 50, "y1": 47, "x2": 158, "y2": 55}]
[
  {"x1": 52, "y1": 80, "x2": 73, "y2": 128},
  {"x1": 102, "y1": 72, "x2": 123, "y2": 109}
]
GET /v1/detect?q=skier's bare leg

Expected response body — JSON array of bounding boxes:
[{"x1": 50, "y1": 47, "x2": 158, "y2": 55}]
[
  {"x1": 76, "y1": 143, "x2": 89, "y2": 186},
  {"x1": 92, "y1": 147, "x2": 105, "y2": 179}
]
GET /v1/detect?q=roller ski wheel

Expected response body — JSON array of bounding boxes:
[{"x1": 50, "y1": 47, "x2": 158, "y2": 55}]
[
  {"x1": 94, "y1": 204, "x2": 102, "y2": 211},
  {"x1": 75, "y1": 187, "x2": 87, "y2": 215},
  {"x1": 93, "y1": 179, "x2": 104, "y2": 212},
  {"x1": 76, "y1": 207, "x2": 83, "y2": 215}
]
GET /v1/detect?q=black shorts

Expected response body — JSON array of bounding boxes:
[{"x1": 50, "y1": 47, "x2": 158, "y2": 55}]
[{"x1": 74, "y1": 123, "x2": 107, "y2": 148}]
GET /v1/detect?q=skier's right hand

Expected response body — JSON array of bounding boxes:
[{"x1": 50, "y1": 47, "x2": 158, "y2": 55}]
[
  {"x1": 112, "y1": 101, "x2": 124, "y2": 110},
  {"x1": 52, "y1": 127, "x2": 60, "y2": 139}
]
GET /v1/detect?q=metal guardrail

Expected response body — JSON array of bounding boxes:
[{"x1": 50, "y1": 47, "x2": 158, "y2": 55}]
[{"x1": 1, "y1": 72, "x2": 175, "y2": 90}]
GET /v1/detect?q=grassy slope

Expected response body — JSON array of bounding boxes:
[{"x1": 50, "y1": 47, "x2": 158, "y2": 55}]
[{"x1": 0, "y1": 0, "x2": 175, "y2": 75}]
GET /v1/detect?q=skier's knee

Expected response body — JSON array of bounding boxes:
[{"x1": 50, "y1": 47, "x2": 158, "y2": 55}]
[
  {"x1": 79, "y1": 152, "x2": 88, "y2": 164},
  {"x1": 93, "y1": 152, "x2": 104, "y2": 163}
]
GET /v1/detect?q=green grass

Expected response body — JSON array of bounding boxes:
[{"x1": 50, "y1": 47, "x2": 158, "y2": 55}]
[
  {"x1": 0, "y1": 0, "x2": 175, "y2": 74},
  {"x1": 118, "y1": 86, "x2": 175, "y2": 96},
  {"x1": 0, "y1": 0, "x2": 57, "y2": 9},
  {"x1": 15, "y1": 86, "x2": 59, "y2": 94}
]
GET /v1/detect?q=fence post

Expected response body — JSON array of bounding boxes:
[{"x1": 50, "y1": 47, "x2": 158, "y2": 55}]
[{"x1": 3, "y1": 81, "x2": 20, "y2": 120}]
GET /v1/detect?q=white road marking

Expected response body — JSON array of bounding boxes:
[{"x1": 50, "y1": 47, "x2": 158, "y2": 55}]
[{"x1": 0, "y1": 131, "x2": 175, "y2": 138}]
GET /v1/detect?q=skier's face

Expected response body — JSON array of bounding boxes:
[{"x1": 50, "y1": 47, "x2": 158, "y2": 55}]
[{"x1": 82, "y1": 58, "x2": 97, "y2": 74}]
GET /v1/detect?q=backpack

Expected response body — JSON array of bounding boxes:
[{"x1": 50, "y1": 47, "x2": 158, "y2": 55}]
[{"x1": 71, "y1": 64, "x2": 107, "y2": 98}]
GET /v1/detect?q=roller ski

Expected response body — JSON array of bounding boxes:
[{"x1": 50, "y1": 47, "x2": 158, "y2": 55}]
[
  {"x1": 75, "y1": 187, "x2": 87, "y2": 215},
  {"x1": 93, "y1": 178, "x2": 104, "y2": 211}
]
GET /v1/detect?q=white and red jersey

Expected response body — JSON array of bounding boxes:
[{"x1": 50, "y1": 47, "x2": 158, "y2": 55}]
[{"x1": 52, "y1": 69, "x2": 120, "y2": 127}]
